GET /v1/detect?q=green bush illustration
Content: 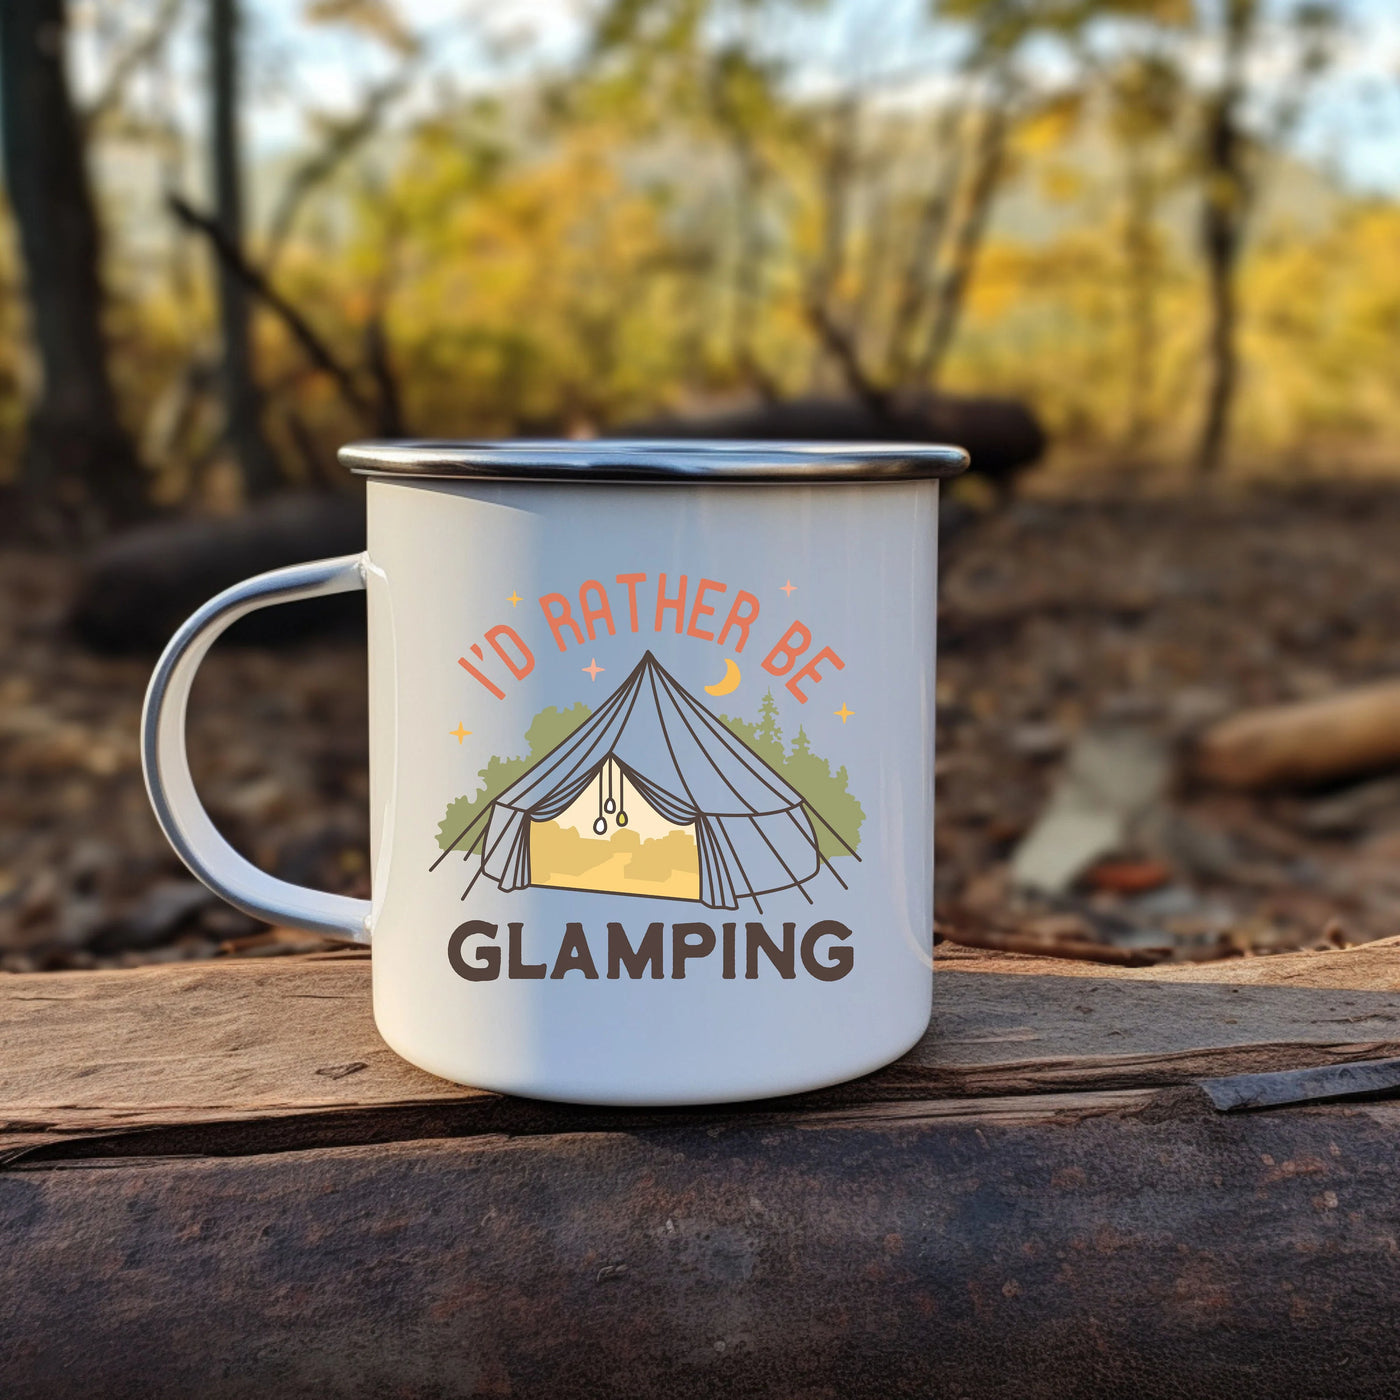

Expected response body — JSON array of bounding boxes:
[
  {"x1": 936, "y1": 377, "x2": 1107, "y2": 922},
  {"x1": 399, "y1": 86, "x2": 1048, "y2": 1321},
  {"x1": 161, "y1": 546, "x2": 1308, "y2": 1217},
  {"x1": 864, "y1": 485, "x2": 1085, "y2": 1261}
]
[
  {"x1": 436, "y1": 690, "x2": 863, "y2": 862},
  {"x1": 436, "y1": 703, "x2": 592, "y2": 852}
]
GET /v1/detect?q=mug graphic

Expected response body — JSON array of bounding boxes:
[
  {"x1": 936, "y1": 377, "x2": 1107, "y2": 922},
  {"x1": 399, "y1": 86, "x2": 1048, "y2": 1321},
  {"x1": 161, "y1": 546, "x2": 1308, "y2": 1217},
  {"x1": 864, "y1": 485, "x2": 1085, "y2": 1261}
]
[
  {"x1": 142, "y1": 440, "x2": 968, "y2": 1105},
  {"x1": 436, "y1": 648, "x2": 863, "y2": 978}
]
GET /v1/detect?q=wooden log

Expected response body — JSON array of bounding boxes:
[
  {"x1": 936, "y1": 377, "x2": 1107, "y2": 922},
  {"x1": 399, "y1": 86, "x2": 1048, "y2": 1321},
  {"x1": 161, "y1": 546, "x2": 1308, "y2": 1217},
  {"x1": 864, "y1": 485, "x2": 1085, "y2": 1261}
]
[
  {"x1": 4, "y1": 951, "x2": 1400, "y2": 1150},
  {"x1": 4, "y1": 1095, "x2": 1400, "y2": 1398},
  {"x1": 1194, "y1": 679, "x2": 1400, "y2": 790},
  {"x1": 69, "y1": 491, "x2": 365, "y2": 654},
  {"x1": 937, "y1": 934, "x2": 1400, "y2": 989},
  {"x1": 618, "y1": 392, "x2": 1046, "y2": 496},
  {"x1": 4, "y1": 947, "x2": 1400, "y2": 1397}
]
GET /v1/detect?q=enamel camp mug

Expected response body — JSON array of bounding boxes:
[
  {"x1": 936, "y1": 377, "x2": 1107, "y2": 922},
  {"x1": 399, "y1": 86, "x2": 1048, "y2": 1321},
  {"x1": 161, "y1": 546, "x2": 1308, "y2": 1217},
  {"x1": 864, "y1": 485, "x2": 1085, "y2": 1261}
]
[{"x1": 142, "y1": 439, "x2": 969, "y2": 1105}]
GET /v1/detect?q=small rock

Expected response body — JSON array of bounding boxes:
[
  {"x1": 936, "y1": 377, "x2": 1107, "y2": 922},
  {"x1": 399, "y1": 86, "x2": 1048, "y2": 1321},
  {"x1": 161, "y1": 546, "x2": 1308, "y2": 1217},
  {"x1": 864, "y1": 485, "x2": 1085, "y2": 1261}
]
[{"x1": 1010, "y1": 724, "x2": 1172, "y2": 895}]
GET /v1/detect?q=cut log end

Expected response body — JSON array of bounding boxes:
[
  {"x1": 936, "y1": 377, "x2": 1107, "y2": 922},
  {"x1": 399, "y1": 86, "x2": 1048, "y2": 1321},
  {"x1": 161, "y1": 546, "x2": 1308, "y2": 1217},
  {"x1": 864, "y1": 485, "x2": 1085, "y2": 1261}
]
[{"x1": 1193, "y1": 679, "x2": 1400, "y2": 791}]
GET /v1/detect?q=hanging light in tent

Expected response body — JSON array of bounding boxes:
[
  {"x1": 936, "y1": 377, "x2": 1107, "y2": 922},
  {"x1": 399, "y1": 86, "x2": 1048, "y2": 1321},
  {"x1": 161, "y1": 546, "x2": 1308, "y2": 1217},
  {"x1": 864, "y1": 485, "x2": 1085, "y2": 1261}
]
[{"x1": 592, "y1": 765, "x2": 607, "y2": 835}]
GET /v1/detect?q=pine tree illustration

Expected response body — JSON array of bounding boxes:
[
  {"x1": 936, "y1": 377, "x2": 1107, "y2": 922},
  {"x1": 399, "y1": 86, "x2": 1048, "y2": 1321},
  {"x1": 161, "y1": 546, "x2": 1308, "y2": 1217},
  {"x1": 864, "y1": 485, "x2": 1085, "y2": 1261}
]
[
  {"x1": 750, "y1": 689, "x2": 785, "y2": 768},
  {"x1": 718, "y1": 701, "x2": 864, "y2": 856}
]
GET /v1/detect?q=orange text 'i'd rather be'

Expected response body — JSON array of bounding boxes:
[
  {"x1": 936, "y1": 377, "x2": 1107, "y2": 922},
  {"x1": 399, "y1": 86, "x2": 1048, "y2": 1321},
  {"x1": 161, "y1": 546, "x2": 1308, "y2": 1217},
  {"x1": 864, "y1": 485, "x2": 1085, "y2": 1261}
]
[{"x1": 457, "y1": 572, "x2": 846, "y2": 705}]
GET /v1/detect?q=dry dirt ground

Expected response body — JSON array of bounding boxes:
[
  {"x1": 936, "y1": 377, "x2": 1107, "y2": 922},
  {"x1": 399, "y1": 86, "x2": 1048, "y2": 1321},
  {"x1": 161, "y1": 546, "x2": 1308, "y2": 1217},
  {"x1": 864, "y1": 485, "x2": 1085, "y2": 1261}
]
[
  {"x1": 4, "y1": 480, "x2": 1400, "y2": 971},
  {"x1": 935, "y1": 481, "x2": 1400, "y2": 961}
]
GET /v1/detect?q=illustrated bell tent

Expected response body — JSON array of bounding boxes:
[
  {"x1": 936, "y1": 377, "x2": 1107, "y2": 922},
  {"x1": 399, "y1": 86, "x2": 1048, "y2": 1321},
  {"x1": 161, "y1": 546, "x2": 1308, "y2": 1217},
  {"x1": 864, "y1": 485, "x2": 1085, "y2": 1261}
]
[{"x1": 432, "y1": 652, "x2": 857, "y2": 911}]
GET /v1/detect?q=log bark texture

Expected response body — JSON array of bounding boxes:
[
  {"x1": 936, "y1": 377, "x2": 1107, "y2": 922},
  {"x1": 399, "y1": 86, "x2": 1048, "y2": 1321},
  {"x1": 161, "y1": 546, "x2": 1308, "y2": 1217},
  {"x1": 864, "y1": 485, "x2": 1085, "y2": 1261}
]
[{"x1": 3, "y1": 944, "x2": 1400, "y2": 1397}]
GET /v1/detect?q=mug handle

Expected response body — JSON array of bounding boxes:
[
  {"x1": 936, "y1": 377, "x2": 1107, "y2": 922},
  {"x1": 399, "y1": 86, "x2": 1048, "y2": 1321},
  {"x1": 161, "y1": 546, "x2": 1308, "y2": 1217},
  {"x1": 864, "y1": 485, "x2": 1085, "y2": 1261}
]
[{"x1": 140, "y1": 553, "x2": 373, "y2": 944}]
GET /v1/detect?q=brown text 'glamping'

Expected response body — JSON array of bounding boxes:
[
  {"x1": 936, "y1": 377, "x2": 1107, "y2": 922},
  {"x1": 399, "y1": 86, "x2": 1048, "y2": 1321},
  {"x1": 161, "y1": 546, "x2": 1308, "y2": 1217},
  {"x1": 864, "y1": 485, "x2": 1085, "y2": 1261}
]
[{"x1": 448, "y1": 918, "x2": 854, "y2": 982}]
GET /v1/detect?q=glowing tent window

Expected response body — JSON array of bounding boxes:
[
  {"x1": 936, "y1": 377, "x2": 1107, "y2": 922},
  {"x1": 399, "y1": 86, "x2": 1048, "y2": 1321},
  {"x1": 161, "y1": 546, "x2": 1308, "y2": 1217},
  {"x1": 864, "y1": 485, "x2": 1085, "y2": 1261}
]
[{"x1": 529, "y1": 758, "x2": 701, "y2": 900}]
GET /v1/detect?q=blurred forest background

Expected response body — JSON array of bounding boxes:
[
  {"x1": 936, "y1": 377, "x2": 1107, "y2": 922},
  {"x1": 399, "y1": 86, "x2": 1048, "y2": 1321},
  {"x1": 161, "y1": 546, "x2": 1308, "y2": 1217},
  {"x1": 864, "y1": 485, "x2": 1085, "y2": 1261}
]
[
  {"x1": 4, "y1": 0, "x2": 1400, "y2": 971},
  {"x1": 2, "y1": 0, "x2": 1395, "y2": 523}
]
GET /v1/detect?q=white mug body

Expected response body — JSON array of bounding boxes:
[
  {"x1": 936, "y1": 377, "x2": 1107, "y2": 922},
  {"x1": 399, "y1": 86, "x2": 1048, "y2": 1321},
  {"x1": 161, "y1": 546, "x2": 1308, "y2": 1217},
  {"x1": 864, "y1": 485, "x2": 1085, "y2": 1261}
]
[{"x1": 363, "y1": 476, "x2": 940, "y2": 1104}]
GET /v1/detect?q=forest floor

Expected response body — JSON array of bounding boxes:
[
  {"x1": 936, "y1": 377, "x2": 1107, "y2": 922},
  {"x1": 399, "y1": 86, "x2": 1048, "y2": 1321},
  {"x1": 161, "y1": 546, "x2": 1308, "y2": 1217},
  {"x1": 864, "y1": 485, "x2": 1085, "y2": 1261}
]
[{"x1": 4, "y1": 477, "x2": 1400, "y2": 971}]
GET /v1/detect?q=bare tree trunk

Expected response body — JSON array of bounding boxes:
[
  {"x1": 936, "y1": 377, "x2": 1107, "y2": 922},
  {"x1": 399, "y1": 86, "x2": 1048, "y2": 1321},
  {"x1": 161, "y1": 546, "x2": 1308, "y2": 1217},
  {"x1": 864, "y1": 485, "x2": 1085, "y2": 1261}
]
[
  {"x1": 726, "y1": 135, "x2": 779, "y2": 403},
  {"x1": 1122, "y1": 153, "x2": 1158, "y2": 451},
  {"x1": 1196, "y1": 163, "x2": 1240, "y2": 477},
  {"x1": 0, "y1": 0, "x2": 146, "y2": 534},
  {"x1": 886, "y1": 103, "x2": 963, "y2": 386},
  {"x1": 209, "y1": 0, "x2": 281, "y2": 497},
  {"x1": 704, "y1": 61, "x2": 780, "y2": 402},
  {"x1": 803, "y1": 97, "x2": 888, "y2": 413},
  {"x1": 810, "y1": 97, "x2": 859, "y2": 319},
  {"x1": 914, "y1": 100, "x2": 1008, "y2": 390},
  {"x1": 736, "y1": 150, "x2": 777, "y2": 401},
  {"x1": 1195, "y1": 0, "x2": 1254, "y2": 478}
]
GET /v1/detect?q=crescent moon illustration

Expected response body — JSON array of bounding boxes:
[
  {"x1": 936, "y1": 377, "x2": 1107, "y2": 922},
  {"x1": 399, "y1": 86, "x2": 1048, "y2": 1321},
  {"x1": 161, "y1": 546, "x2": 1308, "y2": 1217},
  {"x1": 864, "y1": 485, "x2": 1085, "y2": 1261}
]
[{"x1": 705, "y1": 658, "x2": 742, "y2": 697}]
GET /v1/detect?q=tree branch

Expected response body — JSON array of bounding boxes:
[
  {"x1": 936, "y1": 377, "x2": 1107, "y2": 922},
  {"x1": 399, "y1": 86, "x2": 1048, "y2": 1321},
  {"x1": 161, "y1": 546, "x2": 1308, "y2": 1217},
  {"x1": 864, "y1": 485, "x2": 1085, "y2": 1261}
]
[
  {"x1": 886, "y1": 103, "x2": 964, "y2": 386},
  {"x1": 167, "y1": 191, "x2": 378, "y2": 426},
  {"x1": 82, "y1": 0, "x2": 183, "y2": 133},
  {"x1": 803, "y1": 298, "x2": 889, "y2": 416},
  {"x1": 362, "y1": 313, "x2": 405, "y2": 437},
  {"x1": 262, "y1": 72, "x2": 411, "y2": 272}
]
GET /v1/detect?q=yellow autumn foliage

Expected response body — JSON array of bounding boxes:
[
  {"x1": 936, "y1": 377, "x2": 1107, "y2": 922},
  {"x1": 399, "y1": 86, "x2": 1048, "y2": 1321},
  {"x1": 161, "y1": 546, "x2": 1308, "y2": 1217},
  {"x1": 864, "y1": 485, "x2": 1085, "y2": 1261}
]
[{"x1": 4, "y1": 79, "x2": 1397, "y2": 487}]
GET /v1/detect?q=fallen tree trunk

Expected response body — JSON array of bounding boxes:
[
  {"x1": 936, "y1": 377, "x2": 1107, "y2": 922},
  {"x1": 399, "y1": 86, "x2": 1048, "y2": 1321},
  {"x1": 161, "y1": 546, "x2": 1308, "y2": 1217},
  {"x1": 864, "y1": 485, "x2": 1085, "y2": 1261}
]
[
  {"x1": 6, "y1": 951, "x2": 1400, "y2": 1398},
  {"x1": 1194, "y1": 679, "x2": 1400, "y2": 791},
  {"x1": 618, "y1": 392, "x2": 1046, "y2": 497},
  {"x1": 70, "y1": 491, "x2": 365, "y2": 654},
  {"x1": 6, "y1": 1095, "x2": 1400, "y2": 1400}
]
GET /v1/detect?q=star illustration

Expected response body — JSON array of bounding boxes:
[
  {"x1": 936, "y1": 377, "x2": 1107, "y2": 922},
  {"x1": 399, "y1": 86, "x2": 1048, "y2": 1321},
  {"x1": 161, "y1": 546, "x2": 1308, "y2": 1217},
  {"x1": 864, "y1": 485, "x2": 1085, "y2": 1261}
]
[
  {"x1": 834, "y1": 703, "x2": 854, "y2": 724},
  {"x1": 582, "y1": 658, "x2": 605, "y2": 682},
  {"x1": 780, "y1": 579, "x2": 797, "y2": 597},
  {"x1": 450, "y1": 723, "x2": 471, "y2": 743},
  {"x1": 507, "y1": 591, "x2": 522, "y2": 607}
]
